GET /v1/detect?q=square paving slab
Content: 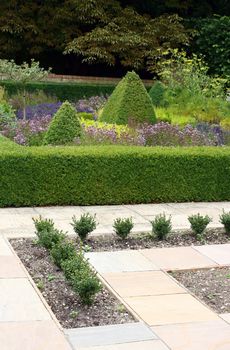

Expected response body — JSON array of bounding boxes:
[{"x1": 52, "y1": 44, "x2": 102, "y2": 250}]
[
  {"x1": 152, "y1": 319, "x2": 230, "y2": 350},
  {"x1": 0, "y1": 237, "x2": 13, "y2": 256},
  {"x1": 0, "y1": 278, "x2": 50, "y2": 322},
  {"x1": 124, "y1": 294, "x2": 218, "y2": 326},
  {"x1": 0, "y1": 320, "x2": 71, "y2": 350},
  {"x1": 0, "y1": 256, "x2": 26, "y2": 278},
  {"x1": 141, "y1": 246, "x2": 217, "y2": 270},
  {"x1": 77, "y1": 340, "x2": 170, "y2": 350},
  {"x1": 102, "y1": 271, "x2": 185, "y2": 297},
  {"x1": 194, "y1": 244, "x2": 230, "y2": 265},
  {"x1": 65, "y1": 322, "x2": 157, "y2": 348},
  {"x1": 220, "y1": 313, "x2": 230, "y2": 324},
  {"x1": 85, "y1": 251, "x2": 159, "y2": 273}
]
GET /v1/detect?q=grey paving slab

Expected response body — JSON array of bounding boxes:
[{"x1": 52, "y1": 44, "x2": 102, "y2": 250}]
[
  {"x1": 193, "y1": 244, "x2": 230, "y2": 265},
  {"x1": 65, "y1": 322, "x2": 157, "y2": 348},
  {"x1": 0, "y1": 278, "x2": 50, "y2": 322},
  {"x1": 0, "y1": 237, "x2": 13, "y2": 256},
  {"x1": 85, "y1": 250, "x2": 159, "y2": 273},
  {"x1": 76, "y1": 341, "x2": 170, "y2": 350}
]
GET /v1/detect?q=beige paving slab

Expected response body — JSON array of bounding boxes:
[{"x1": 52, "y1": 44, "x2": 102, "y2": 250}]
[
  {"x1": 102, "y1": 271, "x2": 185, "y2": 297},
  {"x1": 124, "y1": 294, "x2": 218, "y2": 326},
  {"x1": 220, "y1": 313, "x2": 230, "y2": 324},
  {"x1": 194, "y1": 244, "x2": 230, "y2": 265},
  {"x1": 124, "y1": 204, "x2": 173, "y2": 216},
  {"x1": 141, "y1": 246, "x2": 217, "y2": 271},
  {"x1": 0, "y1": 237, "x2": 13, "y2": 256},
  {"x1": 0, "y1": 320, "x2": 71, "y2": 350},
  {"x1": 0, "y1": 278, "x2": 50, "y2": 321},
  {"x1": 152, "y1": 319, "x2": 230, "y2": 350},
  {"x1": 0, "y1": 256, "x2": 26, "y2": 278},
  {"x1": 85, "y1": 250, "x2": 159, "y2": 273},
  {"x1": 77, "y1": 340, "x2": 169, "y2": 350}
]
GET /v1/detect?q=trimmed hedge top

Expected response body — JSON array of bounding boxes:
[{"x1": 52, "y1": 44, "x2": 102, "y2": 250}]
[
  {"x1": 101, "y1": 71, "x2": 156, "y2": 125},
  {"x1": 1, "y1": 142, "x2": 230, "y2": 207}
]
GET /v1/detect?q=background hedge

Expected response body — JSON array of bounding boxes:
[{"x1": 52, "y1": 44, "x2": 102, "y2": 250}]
[
  {"x1": 1, "y1": 144, "x2": 230, "y2": 207},
  {"x1": 0, "y1": 81, "x2": 116, "y2": 101}
]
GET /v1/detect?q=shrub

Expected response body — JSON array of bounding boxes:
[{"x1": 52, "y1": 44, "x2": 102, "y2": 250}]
[
  {"x1": 72, "y1": 268, "x2": 102, "y2": 305},
  {"x1": 77, "y1": 112, "x2": 94, "y2": 121},
  {"x1": 33, "y1": 216, "x2": 65, "y2": 249},
  {"x1": 113, "y1": 217, "x2": 134, "y2": 239},
  {"x1": 149, "y1": 81, "x2": 166, "y2": 107},
  {"x1": 43, "y1": 101, "x2": 82, "y2": 145},
  {"x1": 101, "y1": 71, "x2": 156, "y2": 125},
  {"x1": 61, "y1": 254, "x2": 86, "y2": 281},
  {"x1": 0, "y1": 102, "x2": 16, "y2": 128},
  {"x1": 219, "y1": 210, "x2": 230, "y2": 235},
  {"x1": 151, "y1": 213, "x2": 172, "y2": 240},
  {"x1": 71, "y1": 213, "x2": 97, "y2": 241},
  {"x1": 51, "y1": 240, "x2": 76, "y2": 267},
  {"x1": 188, "y1": 213, "x2": 212, "y2": 239}
]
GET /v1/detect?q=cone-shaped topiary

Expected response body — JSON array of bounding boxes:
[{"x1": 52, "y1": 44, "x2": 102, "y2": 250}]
[
  {"x1": 101, "y1": 71, "x2": 156, "y2": 125},
  {"x1": 149, "y1": 81, "x2": 166, "y2": 107},
  {"x1": 43, "y1": 101, "x2": 82, "y2": 145}
]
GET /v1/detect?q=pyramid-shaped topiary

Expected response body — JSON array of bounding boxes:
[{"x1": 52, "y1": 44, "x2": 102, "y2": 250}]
[
  {"x1": 43, "y1": 101, "x2": 82, "y2": 145},
  {"x1": 149, "y1": 81, "x2": 166, "y2": 107},
  {"x1": 101, "y1": 71, "x2": 156, "y2": 125}
]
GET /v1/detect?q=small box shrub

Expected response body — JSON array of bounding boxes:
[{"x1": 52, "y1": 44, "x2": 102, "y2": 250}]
[
  {"x1": 113, "y1": 217, "x2": 134, "y2": 239},
  {"x1": 219, "y1": 210, "x2": 230, "y2": 235},
  {"x1": 43, "y1": 101, "x2": 82, "y2": 145},
  {"x1": 61, "y1": 254, "x2": 86, "y2": 281},
  {"x1": 33, "y1": 216, "x2": 66, "y2": 249},
  {"x1": 188, "y1": 213, "x2": 212, "y2": 240},
  {"x1": 51, "y1": 240, "x2": 76, "y2": 268},
  {"x1": 151, "y1": 213, "x2": 172, "y2": 240},
  {"x1": 71, "y1": 213, "x2": 97, "y2": 241}
]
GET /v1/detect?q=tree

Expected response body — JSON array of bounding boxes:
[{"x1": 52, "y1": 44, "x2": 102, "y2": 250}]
[
  {"x1": 65, "y1": 10, "x2": 189, "y2": 73},
  {"x1": 0, "y1": 59, "x2": 51, "y2": 119}
]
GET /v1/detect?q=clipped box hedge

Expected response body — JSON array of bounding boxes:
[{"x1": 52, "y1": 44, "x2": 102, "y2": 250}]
[
  {"x1": 0, "y1": 81, "x2": 115, "y2": 101},
  {"x1": 1, "y1": 143, "x2": 230, "y2": 207}
]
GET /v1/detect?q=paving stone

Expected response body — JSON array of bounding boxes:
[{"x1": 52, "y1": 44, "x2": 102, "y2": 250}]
[
  {"x1": 124, "y1": 204, "x2": 172, "y2": 216},
  {"x1": 0, "y1": 256, "x2": 26, "y2": 278},
  {"x1": 65, "y1": 322, "x2": 157, "y2": 348},
  {"x1": 152, "y1": 319, "x2": 230, "y2": 350},
  {"x1": 124, "y1": 294, "x2": 218, "y2": 326},
  {"x1": 141, "y1": 246, "x2": 217, "y2": 270},
  {"x1": 194, "y1": 244, "x2": 230, "y2": 265},
  {"x1": 0, "y1": 237, "x2": 13, "y2": 256},
  {"x1": 77, "y1": 340, "x2": 170, "y2": 350},
  {"x1": 85, "y1": 250, "x2": 159, "y2": 273},
  {"x1": 219, "y1": 313, "x2": 230, "y2": 324},
  {"x1": 102, "y1": 271, "x2": 185, "y2": 297},
  {"x1": 0, "y1": 278, "x2": 50, "y2": 322},
  {"x1": 0, "y1": 320, "x2": 71, "y2": 350}
]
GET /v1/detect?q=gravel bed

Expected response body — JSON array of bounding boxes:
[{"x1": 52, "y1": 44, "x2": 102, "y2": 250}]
[
  {"x1": 170, "y1": 267, "x2": 230, "y2": 314},
  {"x1": 10, "y1": 239, "x2": 135, "y2": 329}
]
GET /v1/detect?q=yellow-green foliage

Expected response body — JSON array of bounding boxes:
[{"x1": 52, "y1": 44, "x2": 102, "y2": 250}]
[
  {"x1": 101, "y1": 71, "x2": 156, "y2": 125},
  {"x1": 0, "y1": 87, "x2": 5, "y2": 102},
  {"x1": 43, "y1": 101, "x2": 82, "y2": 145},
  {"x1": 220, "y1": 118, "x2": 230, "y2": 130},
  {"x1": 81, "y1": 119, "x2": 128, "y2": 134},
  {"x1": 156, "y1": 108, "x2": 196, "y2": 127}
]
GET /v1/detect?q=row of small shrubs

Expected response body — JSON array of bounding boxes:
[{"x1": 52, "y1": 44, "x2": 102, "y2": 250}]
[
  {"x1": 71, "y1": 211, "x2": 230, "y2": 242},
  {"x1": 33, "y1": 216, "x2": 102, "y2": 305},
  {"x1": 2, "y1": 146, "x2": 230, "y2": 207}
]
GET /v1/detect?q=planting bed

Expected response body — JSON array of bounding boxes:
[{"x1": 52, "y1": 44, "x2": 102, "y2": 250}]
[
  {"x1": 76, "y1": 228, "x2": 228, "y2": 252},
  {"x1": 171, "y1": 267, "x2": 230, "y2": 314},
  {"x1": 10, "y1": 239, "x2": 134, "y2": 328}
]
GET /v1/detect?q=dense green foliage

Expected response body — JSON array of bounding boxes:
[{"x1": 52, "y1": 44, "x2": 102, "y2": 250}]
[
  {"x1": 219, "y1": 211, "x2": 230, "y2": 235},
  {"x1": 44, "y1": 101, "x2": 82, "y2": 145},
  {"x1": 101, "y1": 71, "x2": 156, "y2": 125},
  {"x1": 1, "y1": 145, "x2": 230, "y2": 207},
  {"x1": 149, "y1": 81, "x2": 166, "y2": 107},
  {"x1": 0, "y1": 81, "x2": 115, "y2": 101},
  {"x1": 113, "y1": 217, "x2": 134, "y2": 239},
  {"x1": 71, "y1": 213, "x2": 97, "y2": 241},
  {"x1": 188, "y1": 213, "x2": 212, "y2": 240},
  {"x1": 51, "y1": 240, "x2": 76, "y2": 267},
  {"x1": 33, "y1": 216, "x2": 66, "y2": 249},
  {"x1": 192, "y1": 16, "x2": 230, "y2": 78}
]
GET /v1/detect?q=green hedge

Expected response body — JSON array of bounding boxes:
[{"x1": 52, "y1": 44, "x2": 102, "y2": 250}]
[
  {"x1": 0, "y1": 81, "x2": 115, "y2": 101},
  {"x1": 1, "y1": 144, "x2": 230, "y2": 207},
  {"x1": 0, "y1": 135, "x2": 21, "y2": 151}
]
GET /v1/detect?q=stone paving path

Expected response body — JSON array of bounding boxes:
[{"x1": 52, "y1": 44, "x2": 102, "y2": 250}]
[
  {"x1": 1, "y1": 203, "x2": 230, "y2": 349},
  {"x1": 1, "y1": 201, "x2": 230, "y2": 238}
]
